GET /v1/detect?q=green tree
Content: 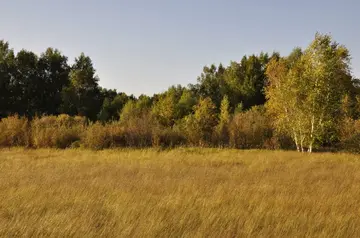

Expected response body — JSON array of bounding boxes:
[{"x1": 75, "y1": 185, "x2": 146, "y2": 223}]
[
  {"x1": 215, "y1": 95, "x2": 231, "y2": 146},
  {"x1": 196, "y1": 64, "x2": 226, "y2": 109},
  {"x1": 152, "y1": 92, "x2": 176, "y2": 127},
  {"x1": 223, "y1": 54, "x2": 270, "y2": 111},
  {"x1": 13, "y1": 50, "x2": 41, "y2": 117},
  {"x1": 61, "y1": 53, "x2": 101, "y2": 120},
  {"x1": 37, "y1": 48, "x2": 70, "y2": 115},
  {"x1": 0, "y1": 41, "x2": 15, "y2": 118},
  {"x1": 176, "y1": 89, "x2": 197, "y2": 118},
  {"x1": 234, "y1": 102, "x2": 244, "y2": 114},
  {"x1": 184, "y1": 97, "x2": 217, "y2": 146},
  {"x1": 98, "y1": 91, "x2": 129, "y2": 122},
  {"x1": 119, "y1": 95, "x2": 152, "y2": 123},
  {"x1": 152, "y1": 85, "x2": 189, "y2": 127},
  {"x1": 109, "y1": 93, "x2": 130, "y2": 120}
]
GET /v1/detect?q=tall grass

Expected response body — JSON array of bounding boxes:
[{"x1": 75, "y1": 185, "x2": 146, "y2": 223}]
[{"x1": 1, "y1": 148, "x2": 360, "y2": 237}]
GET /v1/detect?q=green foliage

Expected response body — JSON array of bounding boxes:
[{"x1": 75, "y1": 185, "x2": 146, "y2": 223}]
[
  {"x1": 234, "y1": 102, "x2": 244, "y2": 114},
  {"x1": 119, "y1": 97, "x2": 151, "y2": 123},
  {"x1": 13, "y1": 50, "x2": 41, "y2": 117},
  {"x1": 176, "y1": 89, "x2": 197, "y2": 118},
  {"x1": 152, "y1": 91, "x2": 177, "y2": 127},
  {"x1": 37, "y1": 48, "x2": 70, "y2": 115},
  {"x1": 0, "y1": 34, "x2": 360, "y2": 152},
  {"x1": 214, "y1": 95, "x2": 231, "y2": 146},
  {"x1": 119, "y1": 98, "x2": 153, "y2": 147},
  {"x1": 61, "y1": 53, "x2": 101, "y2": 120},
  {"x1": 98, "y1": 92, "x2": 130, "y2": 122},
  {"x1": 183, "y1": 97, "x2": 218, "y2": 146},
  {"x1": 193, "y1": 56, "x2": 269, "y2": 112},
  {"x1": 0, "y1": 41, "x2": 15, "y2": 118}
]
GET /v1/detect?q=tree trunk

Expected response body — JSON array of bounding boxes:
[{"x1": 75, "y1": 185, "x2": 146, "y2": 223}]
[
  {"x1": 308, "y1": 144, "x2": 313, "y2": 153},
  {"x1": 300, "y1": 131, "x2": 305, "y2": 153},
  {"x1": 294, "y1": 132, "x2": 300, "y2": 152},
  {"x1": 308, "y1": 115, "x2": 314, "y2": 153}
]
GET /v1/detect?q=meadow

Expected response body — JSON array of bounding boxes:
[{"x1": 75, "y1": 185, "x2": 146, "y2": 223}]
[{"x1": 1, "y1": 148, "x2": 360, "y2": 237}]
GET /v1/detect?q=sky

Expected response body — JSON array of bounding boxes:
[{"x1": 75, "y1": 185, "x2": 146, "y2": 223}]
[{"x1": 1, "y1": 0, "x2": 359, "y2": 96}]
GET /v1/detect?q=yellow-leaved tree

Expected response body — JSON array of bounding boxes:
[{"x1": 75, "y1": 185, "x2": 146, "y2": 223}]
[{"x1": 266, "y1": 33, "x2": 352, "y2": 152}]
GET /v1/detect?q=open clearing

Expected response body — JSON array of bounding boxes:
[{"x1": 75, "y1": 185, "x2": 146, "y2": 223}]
[{"x1": 1, "y1": 148, "x2": 360, "y2": 237}]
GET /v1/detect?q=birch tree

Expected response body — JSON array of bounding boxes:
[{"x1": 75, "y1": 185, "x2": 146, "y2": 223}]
[
  {"x1": 266, "y1": 33, "x2": 352, "y2": 152},
  {"x1": 265, "y1": 57, "x2": 306, "y2": 151},
  {"x1": 301, "y1": 33, "x2": 351, "y2": 152}
]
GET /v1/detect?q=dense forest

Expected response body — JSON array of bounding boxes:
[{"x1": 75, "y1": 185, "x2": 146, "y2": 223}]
[{"x1": 1, "y1": 33, "x2": 360, "y2": 152}]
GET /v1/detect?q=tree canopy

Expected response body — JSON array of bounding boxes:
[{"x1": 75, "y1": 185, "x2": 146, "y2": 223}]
[{"x1": 1, "y1": 33, "x2": 359, "y2": 152}]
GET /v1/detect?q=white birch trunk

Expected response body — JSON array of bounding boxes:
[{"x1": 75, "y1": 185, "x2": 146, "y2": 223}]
[
  {"x1": 308, "y1": 115, "x2": 315, "y2": 153},
  {"x1": 308, "y1": 144, "x2": 313, "y2": 153},
  {"x1": 293, "y1": 131, "x2": 300, "y2": 152},
  {"x1": 300, "y1": 137, "x2": 304, "y2": 152}
]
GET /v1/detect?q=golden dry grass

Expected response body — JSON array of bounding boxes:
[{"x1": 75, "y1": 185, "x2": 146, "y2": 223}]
[{"x1": 1, "y1": 148, "x2": 360, "y2": 237}]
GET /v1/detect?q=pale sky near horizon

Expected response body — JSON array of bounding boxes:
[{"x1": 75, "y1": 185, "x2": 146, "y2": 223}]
[{"x1": 1, "y1": 0, "x2": 359, "y2": 96}]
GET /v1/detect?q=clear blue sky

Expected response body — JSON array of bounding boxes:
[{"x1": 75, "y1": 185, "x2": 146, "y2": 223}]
[{"x1": 1, "y1": 0, "x2": 359, "y2": 96}]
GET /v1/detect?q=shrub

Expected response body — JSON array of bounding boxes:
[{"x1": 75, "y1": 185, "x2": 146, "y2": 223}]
[
  {"x1": 338, "y1": 118, "x2": 360, "y2": 153},
  {"x1": 122, "y1": 124, "x2": 152, "y2": 148},
  {"x1": 31, "y1": 115, "x2": 84, "y2": 148},
  {"x1": 268, "y1": 133, "x2": 295, "y2": 150},
  {"x1": 229, "y1": 106, "x2": 273, "y2": 149},
  {"x1": 0, "y1": 115, "x2": 30, "y2": 147},
  {"x1": 54, "y1": 128, "x2": 82, "y2": 149},
  {"x1": 180, "y1": 115, "x2": 200, "y2": 146},
  {"x1": 152, "y1": 126, "x2": 186, "y2": 148},
  {"x1": 82, "y1": 122, "x2": 111, "y2": 150},
  {"x1": 119, "y1": 106, "x2": 153, "y2": 147},
  {"x1": 107, "y1": 122, "x2": 127, "y2": 148},
  {"x1": 57, "y1": 114, "x2": 87, "y2": 127},
  {"x1": 31, "y1": 116, "x2": 57, "y2": 148}
]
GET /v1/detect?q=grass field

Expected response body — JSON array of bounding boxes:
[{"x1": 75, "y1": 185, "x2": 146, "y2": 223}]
[{"x1": 1, "y1": 148, "x2": 360, "y2": 237}]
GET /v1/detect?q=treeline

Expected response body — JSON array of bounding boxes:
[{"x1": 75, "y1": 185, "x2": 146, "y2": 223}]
[
  {"x1": 0, "y1": 40, "x2": 270, "y2": 121},
  {"x1": 1, "y1": 33, "x2": 360, "y2": 152}
]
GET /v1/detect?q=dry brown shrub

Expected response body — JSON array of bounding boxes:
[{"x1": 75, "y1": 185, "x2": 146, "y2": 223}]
[{"x1": 0, "y1": 115, "x2": 30, "y2": 147}]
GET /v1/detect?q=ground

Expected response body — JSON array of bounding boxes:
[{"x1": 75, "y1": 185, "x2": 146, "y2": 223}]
[{"x1": 1, "y1": 148, "x2": 360, "y2": 237}]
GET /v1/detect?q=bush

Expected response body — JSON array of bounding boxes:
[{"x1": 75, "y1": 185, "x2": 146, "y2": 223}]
[
  {"x1": 0, "y1": 115, "x2": 30, "y2": 147},
  {"x1": 31, "y1": 115, "x2": 84, "y2": 148},
  {"x1": 180, "y1": 115, "x2": 201, "y2": 146},
  {"x1": 152, "y1": 126, "x2": 186, "y2": 148},
  {"x1": 82, "y1": 122, "x2": 111, "y2": 150},
  {"x1": 119, "y1": 109, "x2": 153, "y2": 147},
  {"x1": 338, "y1": 118, "x2": 360, "y2": 153},
  {"x1": 229, "y1": 106, "x2": 273, "y2": 149},
  {"x1": 212, "y1": 124, "x2": 230, "y2": 148},
  {"x1": 107, "y1": 122, "x2": 127, "y2": 148}
]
